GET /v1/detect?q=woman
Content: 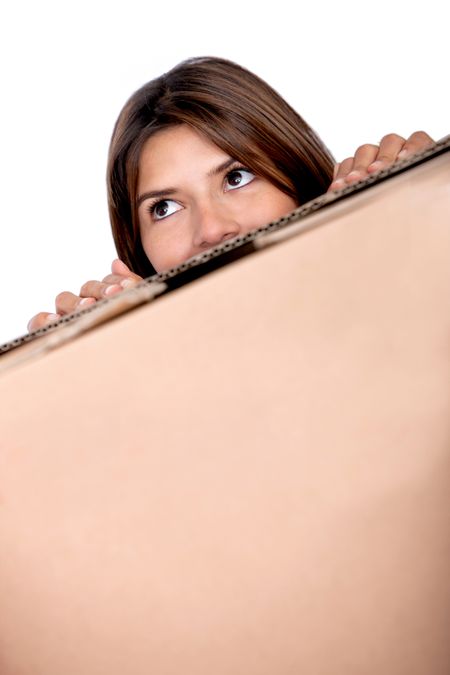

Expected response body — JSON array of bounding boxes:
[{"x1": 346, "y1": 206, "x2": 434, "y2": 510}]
[{"x1": 28, "y1": 57, "x2": 434, "y2": 331}]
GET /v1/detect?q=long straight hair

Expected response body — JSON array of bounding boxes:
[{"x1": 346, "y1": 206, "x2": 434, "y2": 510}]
[{"x1": 107, "y1": 57, "x2": 335, "y2": 277}]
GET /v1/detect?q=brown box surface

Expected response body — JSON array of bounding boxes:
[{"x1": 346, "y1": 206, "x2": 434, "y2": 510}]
[{"x1": 0, "y1": 152, "x2": 449, "y2": 674}]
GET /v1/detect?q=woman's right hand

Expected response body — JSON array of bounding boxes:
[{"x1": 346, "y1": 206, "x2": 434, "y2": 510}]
[{"x1": 27, "y1": 259, "x2": 143, "y2": 332}]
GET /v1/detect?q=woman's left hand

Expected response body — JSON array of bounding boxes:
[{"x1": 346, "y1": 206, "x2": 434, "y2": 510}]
[{"x1": 328, "y1": 131, "x2": 435, "y2": 192}]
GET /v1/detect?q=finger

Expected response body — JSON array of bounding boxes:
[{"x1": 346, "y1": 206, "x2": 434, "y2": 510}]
[
  {"x1": 111, "y1": 258, "x2": 143, "y2": 282},
  {"x1": 344, "y1": 144, "x2": 379, "y2": 183},
  {"x1": 396, "y1": 130, "x2": 435, "y2": 160},
  {"x1": 330, "y1": 146, "x2": 379, "y2": 189},
  {"x1": 328, "y1": 157, "x2": 355, "y2": 190},
  {"x1": 334, "y1": 157, "x2": 354, "y2": 181},
  {"x1": 101, "y1": 273, "x2": 142, "y2": 290},
  {"x1": 111, "y1": 258, "x2": 132, "y2": 276},
  {"x1": 79, "y1": 280, "x2": 123, "y2": 300},
  {"x1": 27, "y1": 312, "x2": 60, "y2": 332},
  {"x1": 101, "y1": 273, "x2": 129, "y2": 285},
  {"x1": 55, "y1": 291, "x2": 98, "y2": 316},
  {"x1": 331, "y1": 144, "x2": 379, "y2": 190},
  {"x1": 367, "y1": 133, "x2": 406, "y2": 173}
]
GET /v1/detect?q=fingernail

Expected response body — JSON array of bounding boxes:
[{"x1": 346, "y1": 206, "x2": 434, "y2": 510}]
[
  {"x1": 331, "y1": 178, "x2": 345, "y2": 189},
  {"x1": 79, "y1": 297, "x2": 94, "y2": 306},
  {"x1": 368, "y1": 160, "x2": 383, "y2": 172},
  {"x1": 346, "y1": 170, "x2": 363, "y2": 182},
  {"x1": 398, "y1": 149, "x2": 409, "y2": 159},
  {"x1": 120, "y1": 278, "x2": 136, "y2": 289},
  {"x1": 104, "y1": 284, "x2": 121, "y2": 296}
]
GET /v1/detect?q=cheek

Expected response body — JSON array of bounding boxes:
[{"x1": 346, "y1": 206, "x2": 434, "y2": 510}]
[
  {"x1": 267, "y1": 193, "x2": 297, "y2": 219},
  {"x1": 140, "y1": 229, "x2": 168, "y2": 273},
  {"x1": 240, "y1": 188, "x2": 297, "y2": 229},
  {"x1": 140, "y1": 225, "x2": 191, "y2": 273}
]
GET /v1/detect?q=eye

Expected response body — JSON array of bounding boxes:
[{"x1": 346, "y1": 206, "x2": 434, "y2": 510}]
[
  {"x1": 225, "y1": 167, "x2": 255, "y2": 191},
  {"x1": 148, "y1": 199, "x2": 182, "y2": 221}
]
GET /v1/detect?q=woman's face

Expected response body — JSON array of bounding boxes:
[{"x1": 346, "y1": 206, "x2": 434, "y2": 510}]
[{"x1": 137, "y1": 124, "x2": 298, "y2": 272}]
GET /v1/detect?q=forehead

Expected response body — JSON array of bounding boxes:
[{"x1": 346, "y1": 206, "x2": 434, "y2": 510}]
[{"x1": 138, "y1": 124, "x2": 228, "y2": 186}]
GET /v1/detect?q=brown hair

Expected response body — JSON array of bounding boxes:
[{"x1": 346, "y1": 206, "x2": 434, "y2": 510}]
[{"x1": 107, "y1": 56, "x2": 335, "y2": 277}]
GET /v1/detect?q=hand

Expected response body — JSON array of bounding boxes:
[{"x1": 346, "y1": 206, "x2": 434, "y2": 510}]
[
  {"x1": 27, "y1": 259, "x2": 143, "y2": 332},
  {"x1": 328, "y1": 131, "x2": 435, "y2": 192}
]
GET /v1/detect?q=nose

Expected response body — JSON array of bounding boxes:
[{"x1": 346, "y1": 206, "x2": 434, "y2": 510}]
[{"x1": 192, "y1": 203, "x2": 241, "y2": 250}]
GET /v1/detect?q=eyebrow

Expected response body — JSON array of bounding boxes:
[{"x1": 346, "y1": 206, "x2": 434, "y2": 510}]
[{"x1": 136, "y1": 157, "x2": 237, "y2": 208}]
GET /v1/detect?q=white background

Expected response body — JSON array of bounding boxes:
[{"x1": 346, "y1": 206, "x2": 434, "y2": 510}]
[{"x1": 0, "y1": 0, "x2": 448, "y2": 344}]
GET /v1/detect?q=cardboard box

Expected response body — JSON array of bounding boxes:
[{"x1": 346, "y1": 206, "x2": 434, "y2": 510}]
[{"x1": 0, "y1": 145, "x2": 449, "y2": 674}]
